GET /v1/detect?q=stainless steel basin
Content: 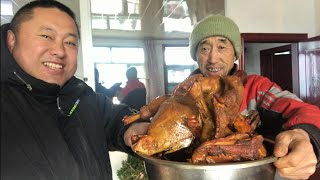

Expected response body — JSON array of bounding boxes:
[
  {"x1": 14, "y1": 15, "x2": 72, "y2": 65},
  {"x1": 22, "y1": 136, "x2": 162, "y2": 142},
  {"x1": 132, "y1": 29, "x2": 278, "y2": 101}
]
[{"x1": 137, "y1": 154, "x2": 277, "y2": 180}]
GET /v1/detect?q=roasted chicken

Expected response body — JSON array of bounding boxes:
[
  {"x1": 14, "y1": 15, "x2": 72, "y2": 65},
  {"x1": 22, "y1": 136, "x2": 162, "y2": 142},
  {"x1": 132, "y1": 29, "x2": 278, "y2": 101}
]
[{"x1": 123, "y1": 70, "x2": 267, "y2": 163}]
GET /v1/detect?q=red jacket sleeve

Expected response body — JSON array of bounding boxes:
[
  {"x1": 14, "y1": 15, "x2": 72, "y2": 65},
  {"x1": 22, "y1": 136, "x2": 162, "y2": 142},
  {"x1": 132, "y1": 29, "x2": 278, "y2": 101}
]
[{"x1": 241, "y1": 75, "x2": 320, "y2": 130}]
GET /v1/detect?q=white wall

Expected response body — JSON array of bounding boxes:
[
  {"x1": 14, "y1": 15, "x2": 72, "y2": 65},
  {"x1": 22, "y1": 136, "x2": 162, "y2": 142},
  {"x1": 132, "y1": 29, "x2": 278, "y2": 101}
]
[
  {"x1": 315, "y1": 0, "x2": 320, "y2": 36},
  {"x1": 225, "y1": 0, "x2": 317, "y2": 37},
  {"x1": 244, "y1": 43, "x2": 289, "y2": 75}
]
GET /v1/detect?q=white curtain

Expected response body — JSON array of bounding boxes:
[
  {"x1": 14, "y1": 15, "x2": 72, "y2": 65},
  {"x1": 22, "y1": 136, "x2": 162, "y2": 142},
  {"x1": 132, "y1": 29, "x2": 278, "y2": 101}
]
[{"x1": 144, "y1": 39, "x2": 166, "y2": 103}]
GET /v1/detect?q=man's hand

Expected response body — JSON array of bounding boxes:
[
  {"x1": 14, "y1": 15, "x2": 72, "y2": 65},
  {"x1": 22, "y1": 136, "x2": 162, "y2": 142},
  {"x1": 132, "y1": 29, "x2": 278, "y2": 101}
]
[
  {"x1": 273, "y1": 129, "x2": 317, "y2": 179},
  {"x1": 124, "y1": 122, "x2": 150, "y2": 148}
]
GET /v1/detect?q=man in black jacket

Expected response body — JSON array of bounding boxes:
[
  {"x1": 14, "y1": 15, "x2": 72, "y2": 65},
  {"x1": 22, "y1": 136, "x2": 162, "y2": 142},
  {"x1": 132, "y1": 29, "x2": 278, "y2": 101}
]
[{"x1": 0, "y1": 1, "x2": 148, "y2": 180}]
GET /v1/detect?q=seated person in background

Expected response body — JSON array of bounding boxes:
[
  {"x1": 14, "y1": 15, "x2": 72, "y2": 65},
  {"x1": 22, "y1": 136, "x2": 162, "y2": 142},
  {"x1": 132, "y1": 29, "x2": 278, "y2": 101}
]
[
  {"x1": 119, "y1": 67, "x2": 146, "y2": 110},
  {"x1": 95, "y1": 68, "x2": 121, "y2": 99}
]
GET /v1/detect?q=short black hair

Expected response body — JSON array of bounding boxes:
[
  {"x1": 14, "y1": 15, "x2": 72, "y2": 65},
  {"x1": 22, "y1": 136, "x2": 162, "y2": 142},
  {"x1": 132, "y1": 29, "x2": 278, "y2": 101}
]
[
  {"x1": 9, "y1": 0, "x2": 80, "y2": 38},
  {"x1": 126, "y1": 67, "x2": 138, "y2": 79}
]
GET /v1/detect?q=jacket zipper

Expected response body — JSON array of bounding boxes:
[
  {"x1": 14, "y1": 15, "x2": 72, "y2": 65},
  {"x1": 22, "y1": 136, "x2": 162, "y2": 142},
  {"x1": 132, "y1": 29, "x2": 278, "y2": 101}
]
[
  {"x1": 56, "y1": 96, "x2": 64, "y2": 115},
  {"x1": 13, "y1": 71, "x2": 33, "y2": 91},
  {"x1": 56, "y1": 96, "x2": 81, "y2": 116},
  {"x1": 13, "y1": 71, "x2": 80, "y2": 116}
]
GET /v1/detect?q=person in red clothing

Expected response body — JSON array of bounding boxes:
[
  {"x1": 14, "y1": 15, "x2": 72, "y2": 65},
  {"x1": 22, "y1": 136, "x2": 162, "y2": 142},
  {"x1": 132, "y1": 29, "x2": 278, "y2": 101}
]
[
  {"x1": 119, "y1": 67, "x2": 146, "y2": 110},
  {"x1": 121, "y1": 67, "x2": 146, "y2": 98},
  {"x1": 185, "y1": 14, "x2": 320, "y2": 179}
]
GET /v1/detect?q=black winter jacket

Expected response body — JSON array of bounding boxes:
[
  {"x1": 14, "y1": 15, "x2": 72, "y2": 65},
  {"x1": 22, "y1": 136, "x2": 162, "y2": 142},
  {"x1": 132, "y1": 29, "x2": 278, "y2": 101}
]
[{"x1": 1, "y1": 24, "x2": 132, "y2": 180}]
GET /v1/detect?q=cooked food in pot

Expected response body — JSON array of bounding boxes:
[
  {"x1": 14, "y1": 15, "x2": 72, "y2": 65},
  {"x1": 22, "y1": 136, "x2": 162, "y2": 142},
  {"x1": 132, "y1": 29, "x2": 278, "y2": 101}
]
[{"x1": 123, "y1": 70, "x2": 267, "y2": 164}]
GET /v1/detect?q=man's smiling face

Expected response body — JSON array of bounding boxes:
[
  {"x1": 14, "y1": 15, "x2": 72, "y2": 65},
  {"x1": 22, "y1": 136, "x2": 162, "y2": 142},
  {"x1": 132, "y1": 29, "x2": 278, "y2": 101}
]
[
  {"x1": 7, "y1": 7, "x2": 79, "y2": 86},
  {"x1": 196, "y1": 36, "x2": 236, "y2": 77}
]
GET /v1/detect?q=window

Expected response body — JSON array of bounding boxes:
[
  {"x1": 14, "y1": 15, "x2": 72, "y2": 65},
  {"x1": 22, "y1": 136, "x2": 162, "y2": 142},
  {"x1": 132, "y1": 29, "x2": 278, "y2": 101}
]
[
  {"x1": 91, "y1": 0, "x2": 123, "y2": 15},
  {"x1": 111, "y1": 48, "x2": 144, "y2": 63},
  {"x1": 1, "y1": 0, "x2": 14, "y2": 25},
  {"x1": 93, "y1": 47, "x2": 145, "y2": 89},
  {"x1": 91, "y1": 14, "x2": 108, "y2": 29},
  {"x1": 92, "y1": 47, "x2": 111, "y2": 62},
  {"x1": 163, "y1": 0, "x2": 192, "y2": 32},
  {"x1": 1, "y1": 0, "x2": 13, "y2": 16},
  {"x1": 91, "y1": 0, "x2": 141, "y2": 31},
  {"x1": 164, "y1": 46, "x2": 198, "y2": 93},
  {"x1": 165, "y1": 46, "x2": 195, "y2": 65},
  {"x1": 90, "y1": 0, "x2": 192, "y2": 33}
]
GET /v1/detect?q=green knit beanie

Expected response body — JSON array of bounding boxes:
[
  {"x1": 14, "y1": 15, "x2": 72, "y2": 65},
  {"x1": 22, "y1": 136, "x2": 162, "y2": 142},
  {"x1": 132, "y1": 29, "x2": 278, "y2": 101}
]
[{"x1": 189, "y1": 15, "x2": 241, "y2": 61}]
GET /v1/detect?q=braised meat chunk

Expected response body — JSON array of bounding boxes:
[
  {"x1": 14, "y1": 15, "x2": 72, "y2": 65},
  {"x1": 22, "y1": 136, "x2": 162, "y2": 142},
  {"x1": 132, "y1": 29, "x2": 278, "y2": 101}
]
[{"x1": 123, "y1": 70, "x2": 267, "y2": 163}]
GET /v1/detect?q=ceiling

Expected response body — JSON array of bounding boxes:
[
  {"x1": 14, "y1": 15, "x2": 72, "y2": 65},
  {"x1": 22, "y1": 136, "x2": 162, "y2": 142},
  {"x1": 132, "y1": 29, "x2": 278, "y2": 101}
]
[
  {"x1": 1, "y1": 0, "x2": 80, "y2": 25},
  {"x1": 1, "y1": 0, "x2": 224, "y2": 25}
]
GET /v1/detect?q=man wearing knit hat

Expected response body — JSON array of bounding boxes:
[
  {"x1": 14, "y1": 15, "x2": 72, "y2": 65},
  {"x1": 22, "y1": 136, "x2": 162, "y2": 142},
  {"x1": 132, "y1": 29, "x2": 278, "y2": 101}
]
[{"x1": 189, "y1": 15, "x2": 320, "y2": 180}]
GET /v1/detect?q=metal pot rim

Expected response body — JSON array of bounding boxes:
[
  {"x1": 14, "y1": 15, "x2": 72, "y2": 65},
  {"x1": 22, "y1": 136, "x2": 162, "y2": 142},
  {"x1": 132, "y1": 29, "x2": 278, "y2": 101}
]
[{"x1": 136, "y1": 153, "x2": 278, "y2": 170}]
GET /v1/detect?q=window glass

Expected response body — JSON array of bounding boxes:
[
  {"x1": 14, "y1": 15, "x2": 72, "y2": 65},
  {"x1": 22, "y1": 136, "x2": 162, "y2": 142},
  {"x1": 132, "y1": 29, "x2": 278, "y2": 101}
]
[
  {"x1": 96, "y1": 64, "x2": 146, "y2": 89},
  {"x1": 167, "y1": 68, "x2": 192, "y2": 83},
  {"x1": 166, "y1": 66, "x2": 194, "y2": 93},
  {"x1": 164, "y1": 47, "x2": 195, "y2": 65},
  {"x1": 91, "y1": 0, "x2": 141, "y2": 31},
  {"x1": 90, "y1": 0, "x2": 226, "y2": 36},
  {"x1": 164, "y1": 46, "x2": 197, "y2": 93},
  {"x1": 91, "y1": 0, "x2": 122, "y2": 14},
  {"x1": 127, "y1": 0, "x2": 140, "y2": 14},
  {"x1": 163, "y1": 17, "x2": 192, "y2": 33},
  {"x1": 1, "y1": 0, "x2": 30, "y2": 25},
  {"x1": 92, "y1": 47, "x2": 111, "y2": 62},
  {"x1": 96, "y1": 63, "x2": 127, "y2": 88},
  {"x1": 1, "y1": 0, "x2": 13, "y2": 16},
  {"x1": 111, "y1": 48, "x2": 145, "y2": 63},
  {"x1": 92, "y1": 14, "x2": 108, "y2": 29},
  {"x1": 109, "y1": 16, "x2": 141, "y2": 31},
  {"x1": 93, "y1": 47, "x2": 145, "y2": 89},
  {"x1": 163, "y1": 0, "x2": 192, "y2": 32}
]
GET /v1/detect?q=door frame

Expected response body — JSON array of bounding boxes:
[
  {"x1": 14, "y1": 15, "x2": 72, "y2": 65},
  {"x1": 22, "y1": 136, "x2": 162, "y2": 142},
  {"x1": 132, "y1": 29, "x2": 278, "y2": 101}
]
[
  {"x1": 241, "y1": 33, "x2": 308, "y2": 43},
  {"x1": 260, "y1": 44, "x2": 293, "y2": 92},
  {"x1": 241, "y1": 34, "x2": 320, "y2": 180},
  {"x1": 239, "y1": 33, "x2": 308, "y2": 71}
]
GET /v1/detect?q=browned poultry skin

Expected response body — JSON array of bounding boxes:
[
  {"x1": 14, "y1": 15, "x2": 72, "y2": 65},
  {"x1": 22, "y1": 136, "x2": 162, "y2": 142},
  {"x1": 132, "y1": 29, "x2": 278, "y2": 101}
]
[
  {"x1": 123, "y1": 70, "x2": 267, "y2": 163},
  {"x1": 125, "y1": 74, "x2": 224, "y2": 155},
  {"x1": 191, "y1": 134, "x2": 267, "y2": 164},
  {"x1": 132, "y1": 97, "x2": 199, "y2": 156},
  {"x1": 122, "y1": 95, "x2": 171, "y2": 125},
  {"x1": 209, "y1": 75, "x2": 245, "y2": 138},
  {"x1": 191, "y1": 74, "x2": 267, "y2": 164}
]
